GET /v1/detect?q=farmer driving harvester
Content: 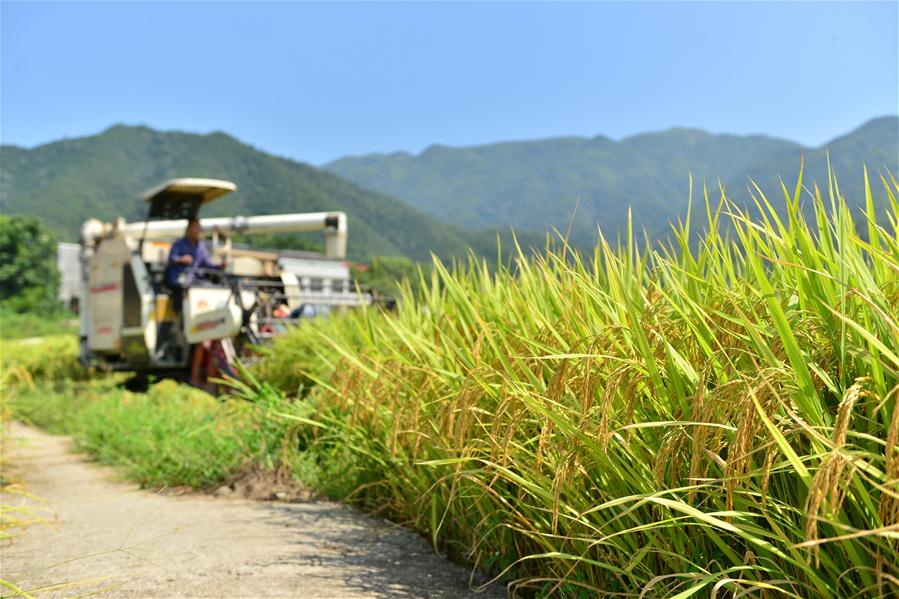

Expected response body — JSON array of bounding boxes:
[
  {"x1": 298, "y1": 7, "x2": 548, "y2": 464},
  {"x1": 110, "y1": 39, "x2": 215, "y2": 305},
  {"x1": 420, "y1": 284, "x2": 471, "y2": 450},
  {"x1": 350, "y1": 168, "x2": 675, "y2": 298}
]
[
  {"x1": 167, "y1": 217, "x2": 228, "y2": 388},
  {"x1": 167, "y1": 218, "x2": 224, "y2": 299}
]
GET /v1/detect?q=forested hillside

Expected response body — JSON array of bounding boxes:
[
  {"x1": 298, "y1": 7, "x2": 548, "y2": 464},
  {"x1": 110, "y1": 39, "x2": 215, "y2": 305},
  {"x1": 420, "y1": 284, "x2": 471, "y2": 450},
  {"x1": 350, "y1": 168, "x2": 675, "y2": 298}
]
[
  {"x1": 0, "y1": 125, "x2": 535, "y2": 261},
  {"x1": 4, "y1": 118, "x2": 895, "y2": 260},
  {"x1": 327, "y1": 116, "x2": 899, "y2": 244}
]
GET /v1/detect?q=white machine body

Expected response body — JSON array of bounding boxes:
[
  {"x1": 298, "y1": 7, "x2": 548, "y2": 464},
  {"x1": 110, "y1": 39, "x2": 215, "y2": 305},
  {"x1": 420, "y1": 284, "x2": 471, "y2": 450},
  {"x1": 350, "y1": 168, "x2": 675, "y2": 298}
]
[{"x1": 183, "y1": 287, "x2": 259, "y2": 344}]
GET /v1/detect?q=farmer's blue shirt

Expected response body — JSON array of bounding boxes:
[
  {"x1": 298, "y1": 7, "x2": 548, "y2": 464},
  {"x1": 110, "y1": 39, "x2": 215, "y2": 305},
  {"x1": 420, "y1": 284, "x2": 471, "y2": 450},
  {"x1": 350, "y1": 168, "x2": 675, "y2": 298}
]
[{"x1": 166, "y1": 237, "x2": 216, "y2": 287}]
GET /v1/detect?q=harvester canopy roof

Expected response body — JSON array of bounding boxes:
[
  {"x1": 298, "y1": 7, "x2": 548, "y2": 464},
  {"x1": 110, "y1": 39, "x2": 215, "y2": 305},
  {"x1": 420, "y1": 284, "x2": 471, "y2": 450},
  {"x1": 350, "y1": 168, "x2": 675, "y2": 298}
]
[{"x1": 142, "y1": 178, "x2": 237, "y2": 221}]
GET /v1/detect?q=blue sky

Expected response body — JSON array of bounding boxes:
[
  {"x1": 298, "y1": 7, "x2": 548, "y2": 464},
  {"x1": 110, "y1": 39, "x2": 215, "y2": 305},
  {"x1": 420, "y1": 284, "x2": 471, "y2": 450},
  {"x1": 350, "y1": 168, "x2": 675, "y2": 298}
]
[{"x1": 1, "y1": 1, "x2": 896, "y2": 164}]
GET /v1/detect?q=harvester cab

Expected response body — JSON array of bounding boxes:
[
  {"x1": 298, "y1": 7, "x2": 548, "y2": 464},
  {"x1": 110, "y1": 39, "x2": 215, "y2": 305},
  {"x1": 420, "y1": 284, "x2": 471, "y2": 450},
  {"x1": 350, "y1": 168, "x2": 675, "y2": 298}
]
[{"x1": 79, "y1": 178, "x2": 368, "y2": 390}]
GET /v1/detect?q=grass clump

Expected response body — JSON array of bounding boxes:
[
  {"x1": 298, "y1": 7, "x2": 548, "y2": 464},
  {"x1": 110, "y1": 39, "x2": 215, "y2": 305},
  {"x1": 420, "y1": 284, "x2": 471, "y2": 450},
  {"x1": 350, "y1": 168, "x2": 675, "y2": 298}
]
[
  {"x1": 2, "y1": 335, "x2": 316, "y2": 489},
  {"x1": 6, "y1": 377, "x2": 318, "y2": 489},
  {"x1": 0, "y1": 335, "x2": 96, "y2": 391},
  {"x1": 260, "y1": 169, "x2": 899, "y2": 597},
  {"x1": 0, "y1": 309, "x2": 78, "y2": 340}
]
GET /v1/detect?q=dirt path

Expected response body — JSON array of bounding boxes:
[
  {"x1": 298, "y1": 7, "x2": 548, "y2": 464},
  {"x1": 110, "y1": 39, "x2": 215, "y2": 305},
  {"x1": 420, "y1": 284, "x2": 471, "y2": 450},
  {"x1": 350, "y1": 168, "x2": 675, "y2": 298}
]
[{"x1": 1, "y1": 423, "x2": 506, "y2": 598}]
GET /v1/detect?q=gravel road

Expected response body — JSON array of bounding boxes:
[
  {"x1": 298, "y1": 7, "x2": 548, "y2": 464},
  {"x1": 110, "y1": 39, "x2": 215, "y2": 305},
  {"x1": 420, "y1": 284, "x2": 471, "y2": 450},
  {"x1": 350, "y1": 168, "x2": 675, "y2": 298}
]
[{"x1": 1, "y1": 423, "x2": 507, "y2": 598}]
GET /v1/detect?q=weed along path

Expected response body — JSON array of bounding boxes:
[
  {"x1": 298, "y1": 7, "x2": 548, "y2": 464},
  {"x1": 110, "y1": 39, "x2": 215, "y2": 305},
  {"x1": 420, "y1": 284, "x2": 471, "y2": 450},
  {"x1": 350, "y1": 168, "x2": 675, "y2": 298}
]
[{"x1": 3, "y1": 423, "x2": 505, "y2": 598}]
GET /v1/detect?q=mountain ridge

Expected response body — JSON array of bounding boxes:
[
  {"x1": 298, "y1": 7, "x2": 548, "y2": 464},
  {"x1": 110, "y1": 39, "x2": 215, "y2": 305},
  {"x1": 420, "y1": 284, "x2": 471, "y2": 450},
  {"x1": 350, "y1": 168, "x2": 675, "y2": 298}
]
[
  {"x1": 3, "y1": 117, "x2": 895, "y2": 262},
  {"x1": 0, "y1": 125, "x2": 536, "y2": 262},
  {"x1": 325, "y1": 120, "x2": 874, "y2": 165},
  {"x1": 325, "y1": 116, "x2": 898, "y2": 244}
]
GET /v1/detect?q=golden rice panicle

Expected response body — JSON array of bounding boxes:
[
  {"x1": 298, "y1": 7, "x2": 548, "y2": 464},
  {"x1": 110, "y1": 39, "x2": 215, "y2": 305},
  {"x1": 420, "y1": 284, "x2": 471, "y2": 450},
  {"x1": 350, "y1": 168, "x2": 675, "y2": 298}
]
[
  {"x1": 880, "y1": 387, "x2": 899, "y2": 531},
  {"x1": 259, "y1": 169, "x2": 899, "y2": 596}
]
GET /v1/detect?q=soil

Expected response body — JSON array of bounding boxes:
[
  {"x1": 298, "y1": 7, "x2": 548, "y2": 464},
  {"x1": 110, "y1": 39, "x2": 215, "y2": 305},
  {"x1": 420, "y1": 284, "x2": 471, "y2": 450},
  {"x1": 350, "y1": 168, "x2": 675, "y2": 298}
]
[
  {"x1": 156, "y1": 465, "x2": 316, "y2": 503},
  {"x1": 218, "y1": 464, "x2": 317, "y2": 503},
  {"x1": 1, "y1": 423, "x2": 507, "y2": 598}
]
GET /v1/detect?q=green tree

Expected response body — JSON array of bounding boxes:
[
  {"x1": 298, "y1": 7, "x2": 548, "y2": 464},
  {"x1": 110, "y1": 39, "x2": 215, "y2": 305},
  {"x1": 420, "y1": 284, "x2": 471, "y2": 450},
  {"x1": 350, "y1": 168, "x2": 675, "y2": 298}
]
[
  {"x1": 354, "y1": 255, "x2": 424, "y2": 295},
  {"x1": 231, "y1": 232, "x2": 320, "y2": 253},
  {"x1": 0, "y1": 215, "x2": 60, "y2": 313}
]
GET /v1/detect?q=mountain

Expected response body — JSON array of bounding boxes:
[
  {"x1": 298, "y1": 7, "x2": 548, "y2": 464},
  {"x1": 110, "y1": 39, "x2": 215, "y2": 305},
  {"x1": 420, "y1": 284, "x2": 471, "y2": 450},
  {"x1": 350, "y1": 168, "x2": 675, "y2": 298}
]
[
  {"x1": 5, "y1": 118, "x2": 894, "y2": 263},
  {"x1": 326, "y1": 117, "x2": 899, "y2": 244},
  {"x1": 0, "y1": 125, "x2": 531, "y2": 262},
  {"x1": 724, "y1": 116, "x2": 899, "y2": 209}
]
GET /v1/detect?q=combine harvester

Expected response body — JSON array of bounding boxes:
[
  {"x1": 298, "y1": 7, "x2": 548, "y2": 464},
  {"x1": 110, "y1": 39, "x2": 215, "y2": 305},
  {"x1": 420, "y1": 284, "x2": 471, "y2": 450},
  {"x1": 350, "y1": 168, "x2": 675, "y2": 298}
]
[{"x1": 79, "y1": 178, "x2": 375, "y2": 390}]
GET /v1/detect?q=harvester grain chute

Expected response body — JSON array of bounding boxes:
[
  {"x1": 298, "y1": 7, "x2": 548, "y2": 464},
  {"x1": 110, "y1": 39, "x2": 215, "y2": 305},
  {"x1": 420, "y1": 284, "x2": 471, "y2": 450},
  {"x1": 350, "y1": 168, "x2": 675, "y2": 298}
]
[{"x1": 79, "y1": 178, "x2": 377, "y2": 390}]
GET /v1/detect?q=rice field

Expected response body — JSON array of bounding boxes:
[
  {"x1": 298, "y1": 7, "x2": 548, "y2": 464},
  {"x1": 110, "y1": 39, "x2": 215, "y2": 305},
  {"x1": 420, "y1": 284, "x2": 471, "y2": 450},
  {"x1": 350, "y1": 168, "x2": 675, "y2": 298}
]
[
  {"x1": 3, "y1": 167, "x2": 897, "y2": 597},
  {"x1": 258, "y1": 168, "x2": 899, "y2": 597}
]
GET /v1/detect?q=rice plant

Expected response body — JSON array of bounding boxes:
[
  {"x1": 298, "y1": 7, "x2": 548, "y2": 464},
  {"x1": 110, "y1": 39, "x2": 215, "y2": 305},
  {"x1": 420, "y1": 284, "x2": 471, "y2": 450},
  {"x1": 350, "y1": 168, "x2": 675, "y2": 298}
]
[{"x1": 262, "y1": 167, "x2": 899, "y2": 597}]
